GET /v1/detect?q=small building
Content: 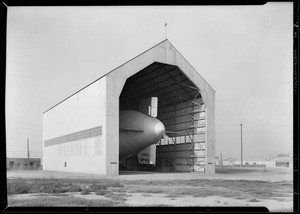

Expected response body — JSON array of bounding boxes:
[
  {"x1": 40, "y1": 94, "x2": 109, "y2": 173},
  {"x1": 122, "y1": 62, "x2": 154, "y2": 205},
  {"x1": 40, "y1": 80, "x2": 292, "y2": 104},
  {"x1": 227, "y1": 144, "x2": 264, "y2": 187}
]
[
  {"x1": 235, "y1": 160, "x2": 267, "y2": 168},
  {"x1": 274, "y1": 156, "x2": 293, "y2": 168},
  {"x1": 6, "y1": 158, "x2": 41, "y2": 170},
  {"x1": 226, "y1": 154, "x2": 293, "y2": 168},
  {"x1": 222, "y1": 158, "x2": 236, "y2": 166}
]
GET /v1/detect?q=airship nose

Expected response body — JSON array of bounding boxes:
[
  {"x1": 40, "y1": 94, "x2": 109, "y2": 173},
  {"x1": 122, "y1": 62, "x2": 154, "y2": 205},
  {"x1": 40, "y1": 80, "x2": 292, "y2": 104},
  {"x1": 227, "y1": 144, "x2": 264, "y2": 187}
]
[{"x1": 154, "y1": 122, "x2": 165, "y2": 136}]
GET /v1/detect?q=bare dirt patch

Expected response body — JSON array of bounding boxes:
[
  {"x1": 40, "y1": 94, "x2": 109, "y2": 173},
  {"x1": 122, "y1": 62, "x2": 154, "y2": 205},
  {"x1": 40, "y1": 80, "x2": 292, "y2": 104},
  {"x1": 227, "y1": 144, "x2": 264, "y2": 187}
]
[{"x1": 125, "y1": 193, "x2": 292, "y2": 212}]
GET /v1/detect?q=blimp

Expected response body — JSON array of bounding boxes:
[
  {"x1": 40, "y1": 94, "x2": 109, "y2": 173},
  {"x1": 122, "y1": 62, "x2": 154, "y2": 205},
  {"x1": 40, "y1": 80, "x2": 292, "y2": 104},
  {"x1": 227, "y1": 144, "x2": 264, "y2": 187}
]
[{"x1": 119, "y1": 97, "x2": 166, "y2": 165}]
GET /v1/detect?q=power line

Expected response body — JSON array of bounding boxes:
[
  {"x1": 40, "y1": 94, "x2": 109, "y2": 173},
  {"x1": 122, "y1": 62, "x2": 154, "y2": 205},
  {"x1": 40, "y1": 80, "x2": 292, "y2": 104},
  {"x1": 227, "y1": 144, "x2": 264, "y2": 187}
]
[
  {"x1": 6, "y1": 124, "x2": 41, "y2": 129},
  {"x1": 7, "y1": 151, "x2": 42, "y2": 153},
  {"x1": 216, "y1": 131, "x2": 292, "y2": 134},
  {"x1": 6, "y1": 121, "x2": 41, "y2": 128}
]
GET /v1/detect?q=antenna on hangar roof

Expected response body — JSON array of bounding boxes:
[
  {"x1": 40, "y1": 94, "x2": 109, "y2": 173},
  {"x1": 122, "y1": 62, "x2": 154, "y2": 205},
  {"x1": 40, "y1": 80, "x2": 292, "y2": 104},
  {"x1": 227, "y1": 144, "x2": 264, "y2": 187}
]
[{"x1": 163, "y1": 22, "x2": 168, "y2": 39}]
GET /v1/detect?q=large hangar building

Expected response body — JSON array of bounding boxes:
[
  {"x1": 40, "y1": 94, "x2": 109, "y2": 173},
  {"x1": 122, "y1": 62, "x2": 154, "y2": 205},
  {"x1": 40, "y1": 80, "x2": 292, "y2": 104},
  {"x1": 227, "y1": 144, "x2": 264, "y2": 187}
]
[{"x1": 43, "y1": 40, "x2": 215, "y2": 176}]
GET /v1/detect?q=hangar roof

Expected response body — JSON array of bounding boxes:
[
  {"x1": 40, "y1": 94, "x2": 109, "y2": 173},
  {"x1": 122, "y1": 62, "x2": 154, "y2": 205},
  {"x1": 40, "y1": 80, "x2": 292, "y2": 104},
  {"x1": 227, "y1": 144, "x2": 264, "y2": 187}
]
[{"x1": 44, "y1": 39, "x2": 215, "y2": 113}]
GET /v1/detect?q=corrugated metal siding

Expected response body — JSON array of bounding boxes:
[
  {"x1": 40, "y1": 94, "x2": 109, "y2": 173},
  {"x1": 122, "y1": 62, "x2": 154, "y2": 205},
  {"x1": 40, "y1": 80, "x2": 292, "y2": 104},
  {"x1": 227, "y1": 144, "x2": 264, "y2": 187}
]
[{"x1": 43, "y1": 78, "x2": 107, "y2": 174}]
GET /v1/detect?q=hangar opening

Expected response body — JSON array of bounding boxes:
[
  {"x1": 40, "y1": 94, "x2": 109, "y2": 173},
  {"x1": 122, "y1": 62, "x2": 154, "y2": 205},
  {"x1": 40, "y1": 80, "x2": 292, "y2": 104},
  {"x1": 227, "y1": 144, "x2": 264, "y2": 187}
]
[{"x1": 119, "y1": 62, "x2": 206, "y2": 173}]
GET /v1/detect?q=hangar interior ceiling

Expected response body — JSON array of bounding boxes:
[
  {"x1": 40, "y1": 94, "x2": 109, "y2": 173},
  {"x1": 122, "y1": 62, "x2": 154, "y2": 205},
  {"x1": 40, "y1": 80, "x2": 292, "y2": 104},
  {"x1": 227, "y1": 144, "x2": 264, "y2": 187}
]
[{"x1": 120, "y1": 62, "x2": 207, "y2": 172}]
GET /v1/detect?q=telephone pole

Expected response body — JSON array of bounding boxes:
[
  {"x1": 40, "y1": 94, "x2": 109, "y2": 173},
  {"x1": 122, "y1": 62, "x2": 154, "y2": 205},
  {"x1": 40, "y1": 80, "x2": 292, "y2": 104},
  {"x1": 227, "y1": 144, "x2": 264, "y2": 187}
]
[
  {"x1": 220, "y1": 152, "x2": 223, "y2": 166},
  {"x1": 27, "y1": 138, "x2": 30, "y2": 166},
  {"x1": 241, "y1": 124, "x2": 243, "y2": 167}
]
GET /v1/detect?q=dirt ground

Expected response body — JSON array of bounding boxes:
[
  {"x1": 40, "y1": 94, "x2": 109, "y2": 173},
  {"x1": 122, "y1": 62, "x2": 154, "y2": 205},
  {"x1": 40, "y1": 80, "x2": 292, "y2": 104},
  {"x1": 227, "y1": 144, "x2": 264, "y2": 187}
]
[
  {"x1": 6, "y1": 168, "x2": 294, "y2": 212},
  {"x1": 8, "y1": 191, "x2": 292, "y2": 212},
  {"x1": 125, "y1": 193, "x2": 292, "y2": 211}
]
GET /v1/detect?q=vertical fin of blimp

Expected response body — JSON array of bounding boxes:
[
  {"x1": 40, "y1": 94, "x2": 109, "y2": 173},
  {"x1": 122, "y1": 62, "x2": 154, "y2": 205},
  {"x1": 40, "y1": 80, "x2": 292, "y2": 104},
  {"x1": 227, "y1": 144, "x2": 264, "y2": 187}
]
[
  {"x1": 138, "y1": 97, "x2": 158, "y2": 118},
  {"x1": 137, "y1": 97, "x2": 158, "y2": 165}
]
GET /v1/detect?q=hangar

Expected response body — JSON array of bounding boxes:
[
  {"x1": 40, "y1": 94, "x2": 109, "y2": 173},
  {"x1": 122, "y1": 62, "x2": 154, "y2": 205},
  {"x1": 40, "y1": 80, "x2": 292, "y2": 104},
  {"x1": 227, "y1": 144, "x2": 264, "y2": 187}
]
[{"x1": 43, "y1": 39, "x2": 215, "y2": 176}]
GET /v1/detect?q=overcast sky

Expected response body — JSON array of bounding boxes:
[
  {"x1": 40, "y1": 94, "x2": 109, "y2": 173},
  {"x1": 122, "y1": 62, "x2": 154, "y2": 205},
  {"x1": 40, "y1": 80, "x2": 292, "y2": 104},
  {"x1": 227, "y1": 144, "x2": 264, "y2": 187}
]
[{"x1": 6, "y1": 3, "x2": 293, "y2": 160}]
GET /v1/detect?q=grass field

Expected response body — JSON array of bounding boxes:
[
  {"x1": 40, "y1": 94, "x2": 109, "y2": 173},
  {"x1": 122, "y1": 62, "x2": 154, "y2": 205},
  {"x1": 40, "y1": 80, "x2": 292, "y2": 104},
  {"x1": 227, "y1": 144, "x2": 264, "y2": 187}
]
[{"x1": 6, "y1": 168, "x2": 293, "y2": 211}]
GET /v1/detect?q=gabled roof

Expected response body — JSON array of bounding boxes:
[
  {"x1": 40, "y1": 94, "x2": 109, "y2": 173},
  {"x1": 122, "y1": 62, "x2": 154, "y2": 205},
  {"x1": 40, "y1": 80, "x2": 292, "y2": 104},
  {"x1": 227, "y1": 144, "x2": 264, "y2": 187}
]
[{"x1": 44, "y1": 39, "x2": 215, "y2": 113}]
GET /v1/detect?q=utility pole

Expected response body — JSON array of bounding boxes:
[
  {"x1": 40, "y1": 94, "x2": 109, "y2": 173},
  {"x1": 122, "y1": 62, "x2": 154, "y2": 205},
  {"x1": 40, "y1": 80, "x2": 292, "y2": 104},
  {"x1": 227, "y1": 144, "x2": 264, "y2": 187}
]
[
  {"x1": 241, "y1": 124, "x2": 243, "y2": 167},
  {"x1": 27, "y1": 138, "x2": 30, "y2": 168},
  {"x1": 220, "y1": 152, "x2": 223, "y2": 166}
]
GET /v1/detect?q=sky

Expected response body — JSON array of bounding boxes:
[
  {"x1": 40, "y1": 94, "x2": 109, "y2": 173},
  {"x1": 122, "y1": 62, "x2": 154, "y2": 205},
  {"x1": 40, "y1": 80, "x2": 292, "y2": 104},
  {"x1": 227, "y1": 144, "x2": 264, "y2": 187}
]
[{"x1": 6, "y1": 3, "x2": 293, "y2": 160}]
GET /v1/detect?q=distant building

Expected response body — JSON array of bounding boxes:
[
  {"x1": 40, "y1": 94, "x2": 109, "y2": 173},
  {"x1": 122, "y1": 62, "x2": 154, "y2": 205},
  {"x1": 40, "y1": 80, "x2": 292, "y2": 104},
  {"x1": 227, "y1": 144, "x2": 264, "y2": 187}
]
[
  {"x1": 276, "y1": 153, "x2": 290, "y2": 158},
  {"x1": 6, "y1": 158, "x2": 41, "y2": 170},
  {"x1": 216, "y1": 153, "x2": 293, "y2": 169},
  {"x1": 221, "y1": 158, "x2": 236, "y2": 166},
  {"x1": 273, "y1": 156, "x2": 293, "y2": 168},
  {"x1": 236, "y1": 160, "x2": 268, "y2": 168}
]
